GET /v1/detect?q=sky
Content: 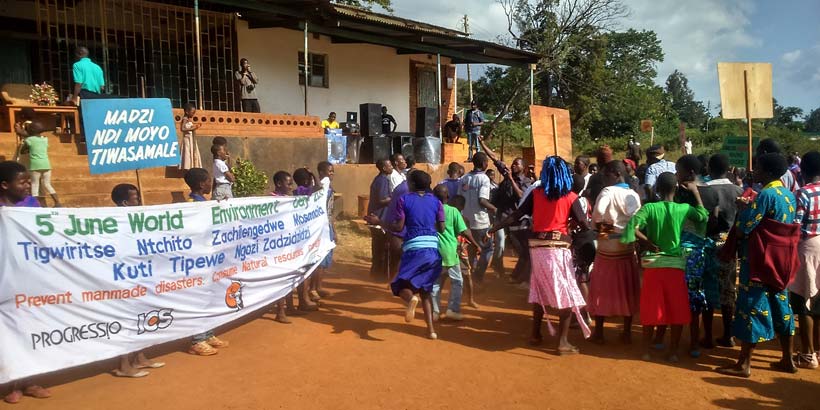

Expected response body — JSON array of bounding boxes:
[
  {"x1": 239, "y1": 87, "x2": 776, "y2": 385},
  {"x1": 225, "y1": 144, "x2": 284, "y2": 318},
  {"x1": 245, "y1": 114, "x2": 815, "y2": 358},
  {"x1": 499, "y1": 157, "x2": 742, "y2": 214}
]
[{"x1": 377, "y1": 0, "x2": 820, "y2": 115}]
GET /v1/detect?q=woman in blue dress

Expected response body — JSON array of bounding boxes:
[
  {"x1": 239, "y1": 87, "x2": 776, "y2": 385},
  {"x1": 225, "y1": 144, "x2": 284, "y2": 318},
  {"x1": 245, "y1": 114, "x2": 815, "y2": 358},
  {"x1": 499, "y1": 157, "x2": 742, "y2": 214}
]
[{"x1": 366, "y1": 170, "x2": 445, "y2": 339}]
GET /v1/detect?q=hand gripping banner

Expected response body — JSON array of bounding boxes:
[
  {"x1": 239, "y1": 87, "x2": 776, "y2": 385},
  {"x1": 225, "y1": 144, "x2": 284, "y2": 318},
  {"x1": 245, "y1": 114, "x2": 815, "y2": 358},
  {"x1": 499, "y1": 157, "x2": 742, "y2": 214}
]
[{"x1": 0, "y1": 191, "x2": 333, "y2": 383}]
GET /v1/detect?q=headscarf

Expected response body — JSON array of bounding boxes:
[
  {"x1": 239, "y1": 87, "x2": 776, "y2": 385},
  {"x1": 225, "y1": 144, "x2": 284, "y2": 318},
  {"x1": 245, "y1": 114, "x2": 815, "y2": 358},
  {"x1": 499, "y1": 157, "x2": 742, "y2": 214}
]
[
  {"x1": 597, "y1": 145, "x2": 613, "y2": 165},
  {"x1": 539, "y1": 156, "x2": 573, "y2": 200}
]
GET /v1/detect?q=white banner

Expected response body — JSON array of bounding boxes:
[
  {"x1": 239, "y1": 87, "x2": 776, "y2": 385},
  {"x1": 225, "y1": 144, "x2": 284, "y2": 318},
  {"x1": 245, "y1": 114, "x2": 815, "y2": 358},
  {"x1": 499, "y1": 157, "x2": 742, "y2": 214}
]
[{"x1": 0, "y1": 191, "x2": 333, "y2": 383}]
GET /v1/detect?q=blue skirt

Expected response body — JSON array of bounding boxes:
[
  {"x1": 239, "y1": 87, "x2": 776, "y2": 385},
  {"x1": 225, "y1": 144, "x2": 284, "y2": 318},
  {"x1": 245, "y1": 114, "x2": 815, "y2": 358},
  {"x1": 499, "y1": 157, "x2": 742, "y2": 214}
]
[{"x1": 391, "y1": 247, "x2": 442, "y2": 296}]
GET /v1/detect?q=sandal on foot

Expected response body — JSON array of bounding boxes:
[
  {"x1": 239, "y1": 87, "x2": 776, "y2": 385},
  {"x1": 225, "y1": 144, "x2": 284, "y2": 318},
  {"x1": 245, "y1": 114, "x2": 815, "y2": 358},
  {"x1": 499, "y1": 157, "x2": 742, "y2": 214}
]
[
  {"x1": 136, "y1": 361, "x2": 165, "y2": 369},
  {"x1": 113, "y1": 369, "x2": 150, "y2": 378},
  {"x1": 309, "y1": 290, "x2": 321, "y2": 302},
  {"x1": 428, "y1": 332, "x2": 438, "y2": 340},
  {"x1": 770, "y1": 360, "x2": 798, "y2": 374},
  {"x1": 22, "y1": 385, "x2": 51, "y2": 398},
  {"x1": 4, "y1": 390, "x2": 22, "y2": 404},
  {"x1": 716, "y1": 365, "x2": 751, "y2": 378},
  {"x1": 275, "y1": 315, "x2": 292, "y2": 324},
  {"x1": 558, "y1": 346, "x2": 580, "y2": 356},
  {"x1": 405, "y1": 296, "x2": 420, "y2": 322}
]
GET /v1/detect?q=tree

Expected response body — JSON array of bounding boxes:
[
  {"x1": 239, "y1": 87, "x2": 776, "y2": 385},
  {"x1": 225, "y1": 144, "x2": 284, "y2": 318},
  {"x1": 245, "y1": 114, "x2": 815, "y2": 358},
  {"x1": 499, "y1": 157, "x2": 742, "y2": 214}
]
[
  {"x1": 665, "y1": 70, "x2": 708, "y2": 128},
  {"x1": 806, "y1": 108, "x2": 820, "y2": 133},
  {"x1": 766, "y1": 98, "x2": 804, "y2": 130},
  {"x1": 334, "y1": 0, "x2": 392, "y2": 11}
]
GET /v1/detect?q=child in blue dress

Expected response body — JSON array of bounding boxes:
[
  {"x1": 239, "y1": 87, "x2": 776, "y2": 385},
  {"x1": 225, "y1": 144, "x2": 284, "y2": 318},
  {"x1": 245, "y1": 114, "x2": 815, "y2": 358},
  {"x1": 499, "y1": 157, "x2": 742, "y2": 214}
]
[{"x1": 366, "y1": 170, "x2": 445, "y2": 339}]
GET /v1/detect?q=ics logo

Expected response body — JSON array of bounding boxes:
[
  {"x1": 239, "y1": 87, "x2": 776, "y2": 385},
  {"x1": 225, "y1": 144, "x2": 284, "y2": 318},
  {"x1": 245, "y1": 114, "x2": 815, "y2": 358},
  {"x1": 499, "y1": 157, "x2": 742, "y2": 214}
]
[
  {"x1": 136, "y1": 309, "x2": 174, "y2": 335},
  {"x1": 225, "y1": 280, "x2": 244, "y2": 311}
]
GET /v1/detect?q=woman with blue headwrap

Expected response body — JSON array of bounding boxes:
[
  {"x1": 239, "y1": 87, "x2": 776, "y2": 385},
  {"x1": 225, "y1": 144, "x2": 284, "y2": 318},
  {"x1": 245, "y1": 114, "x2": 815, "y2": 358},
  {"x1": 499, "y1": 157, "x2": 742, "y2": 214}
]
[{"x1": 490, "y1": 156, "x2": 591, "y2": 354}]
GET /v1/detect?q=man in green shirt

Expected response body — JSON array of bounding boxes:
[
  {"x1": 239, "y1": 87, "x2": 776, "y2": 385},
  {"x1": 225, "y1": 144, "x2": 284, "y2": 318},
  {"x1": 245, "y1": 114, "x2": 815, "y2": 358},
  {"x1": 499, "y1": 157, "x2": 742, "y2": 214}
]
[
  {"x1": 71, "y1": 46, "x2": 106, "y2": 104},
  {"x1": 431, "y1": 184, "x2": 479, "y2": 321},
  {"x1": 622, "y1": 172, "x2": 708, "y2": 362}
]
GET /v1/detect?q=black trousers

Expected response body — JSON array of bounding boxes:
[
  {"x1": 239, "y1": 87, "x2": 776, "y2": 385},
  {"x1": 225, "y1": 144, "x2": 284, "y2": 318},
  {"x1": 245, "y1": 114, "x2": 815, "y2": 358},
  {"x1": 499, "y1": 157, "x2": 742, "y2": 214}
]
[
  {"x1": 369, "y1": 228, "x2": 389, "y2": 278},
  {"x1": 241, "y1": 99, "x2": 260, "y2": 113}
]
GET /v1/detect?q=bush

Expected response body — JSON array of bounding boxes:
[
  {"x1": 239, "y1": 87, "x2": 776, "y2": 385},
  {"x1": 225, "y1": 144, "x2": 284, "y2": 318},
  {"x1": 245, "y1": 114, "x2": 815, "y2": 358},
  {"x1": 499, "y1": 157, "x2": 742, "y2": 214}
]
[{"x1": 231, "y1": 158, "x2": 268, "y2": 197}]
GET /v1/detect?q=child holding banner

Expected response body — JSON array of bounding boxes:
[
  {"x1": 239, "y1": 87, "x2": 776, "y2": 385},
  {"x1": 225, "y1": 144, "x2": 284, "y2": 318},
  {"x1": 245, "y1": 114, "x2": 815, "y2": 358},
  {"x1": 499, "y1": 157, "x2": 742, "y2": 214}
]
[
  {"x1": 311, "y1": 161, "x2": 335, "y2": 302},
  {"x1": 21, "y1": 121, "x2": 61, "y2": 207},
  {"x1": 366, "y1": 170, "x2": 445, "y2": 339},
  {"x1": 0, "y1": 161, "x2": 51, "y2": 403},
  {"x1": 110, "y1": 184, "x2": 166, "y2": 377},
  {"x1": 270, "y1": 171, "x2": 294, "y2": 323},
  {"x1": 179, "y1": 102, "x2": 202, "y2": 170},
  {"x1": 184, "y1": 168, "x2": 230, "y2": 355}
]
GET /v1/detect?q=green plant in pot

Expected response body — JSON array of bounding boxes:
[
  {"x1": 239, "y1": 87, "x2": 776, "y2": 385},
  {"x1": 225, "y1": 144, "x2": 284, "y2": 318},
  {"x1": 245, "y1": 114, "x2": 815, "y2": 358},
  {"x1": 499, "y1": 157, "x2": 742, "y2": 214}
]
[{"x1": 232, "y1": 157, "x2": 268, "y2": 197}]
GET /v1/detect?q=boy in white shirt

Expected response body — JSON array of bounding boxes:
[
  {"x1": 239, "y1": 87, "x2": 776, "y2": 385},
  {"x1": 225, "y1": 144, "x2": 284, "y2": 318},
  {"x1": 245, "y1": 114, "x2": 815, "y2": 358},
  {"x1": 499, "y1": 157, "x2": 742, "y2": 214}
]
[{"x1": 211, "y1": 144, "x2": 235, "y2": 200}]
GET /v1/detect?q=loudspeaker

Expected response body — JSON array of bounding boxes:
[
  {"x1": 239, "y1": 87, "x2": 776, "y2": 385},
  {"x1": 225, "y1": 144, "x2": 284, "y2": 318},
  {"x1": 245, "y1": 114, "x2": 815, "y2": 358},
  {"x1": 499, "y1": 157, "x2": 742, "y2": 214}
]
[
  {"x1": 413, "y1": 137, "x2": 441, "y2": 164},
  {"x1": 360, "y1": 103, "x2": 382, "y2": 137},
  {"x1": 415, "y1": 107, "x2": 438, "y2": 138},
  {"x1": 346, "y1": 111, "x2": 357, "y2": 124},
  {"x1": 361, "y1": 136, "x2": 392, "y2": 164}
]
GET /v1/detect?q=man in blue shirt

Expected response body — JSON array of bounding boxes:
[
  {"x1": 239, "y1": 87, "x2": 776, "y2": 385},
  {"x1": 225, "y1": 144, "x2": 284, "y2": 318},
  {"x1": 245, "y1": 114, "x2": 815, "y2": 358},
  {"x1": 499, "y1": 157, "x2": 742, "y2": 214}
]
[
  {"x1": 464, "y1": 101, "x2": 485, "y2": 161},
  {"x1": 71, "y1": 46, "x2": 106, "y2": 105}
]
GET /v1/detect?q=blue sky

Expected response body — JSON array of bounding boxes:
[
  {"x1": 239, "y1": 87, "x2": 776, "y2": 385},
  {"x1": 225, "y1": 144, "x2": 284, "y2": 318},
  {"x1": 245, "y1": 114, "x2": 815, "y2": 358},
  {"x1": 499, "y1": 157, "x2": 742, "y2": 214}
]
[{"x1": 381, "y1": 0, "x2": 820, "y2": 116}]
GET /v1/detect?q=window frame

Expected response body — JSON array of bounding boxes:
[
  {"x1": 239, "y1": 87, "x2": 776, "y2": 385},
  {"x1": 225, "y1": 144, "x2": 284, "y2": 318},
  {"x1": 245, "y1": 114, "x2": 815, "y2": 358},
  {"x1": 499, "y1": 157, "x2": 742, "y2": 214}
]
[{"x1": 298, "y1": 51, "x2": 329, "y2": 88}]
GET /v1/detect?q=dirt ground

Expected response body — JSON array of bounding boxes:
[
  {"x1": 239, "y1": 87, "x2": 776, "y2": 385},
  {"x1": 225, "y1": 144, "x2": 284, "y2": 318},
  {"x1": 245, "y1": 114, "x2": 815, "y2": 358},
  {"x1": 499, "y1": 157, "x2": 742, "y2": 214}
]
[{"x1": 9, "y1": 222, "x2": 820, "y2": 410}]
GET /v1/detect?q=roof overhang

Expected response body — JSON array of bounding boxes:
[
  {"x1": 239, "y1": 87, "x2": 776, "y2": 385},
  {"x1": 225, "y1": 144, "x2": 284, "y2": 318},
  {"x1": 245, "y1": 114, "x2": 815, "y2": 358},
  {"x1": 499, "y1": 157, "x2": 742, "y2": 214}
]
[{"x1": 204, "y1": 0, "x2": 540, "y2": 67}]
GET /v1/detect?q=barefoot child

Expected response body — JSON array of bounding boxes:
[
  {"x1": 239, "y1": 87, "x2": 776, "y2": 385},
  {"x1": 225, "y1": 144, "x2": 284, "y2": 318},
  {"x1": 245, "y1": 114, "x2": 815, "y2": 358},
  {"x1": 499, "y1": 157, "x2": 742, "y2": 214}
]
[
  {"x1": 184, "y1": 168, "x2": 230, "y2": 355},
  {"x1": 21, "y1": 121, "x2": 61, "y2": 207},
  {"x1": 110, "y1": 184, "x2": 165, "y2": 377},
  {"x1": 622, "y1": 172, "x2": 707, "y2": 362},
  {"x1": 490, "y1": 156, "x2": 591, "y2": 354},
  {"x1": 1, "y1": 161, "x2": 51, "y2": 404},
  {"x1": 431, "y1": 185, "x2": 480, "y2": 321},
  {"x1": 588, "y1": 161, "x2": 642, "y2": 344},
  {"x1": 179, "y1": 102, "x2": 202, "y2": 170},
  {"x1": 270, "y1": 171, "x2": 294, "y2": 323},
  {"x1": 452, "y1": 195, "x2": 480, "y2": 309},
  {"x1": 366, "y1": 171, "x2": 445, "y2": 339}
]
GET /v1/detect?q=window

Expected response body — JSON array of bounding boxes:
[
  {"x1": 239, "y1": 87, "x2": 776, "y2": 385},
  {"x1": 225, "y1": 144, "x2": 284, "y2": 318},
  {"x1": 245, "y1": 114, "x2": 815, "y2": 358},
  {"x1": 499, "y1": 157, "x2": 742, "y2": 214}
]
[{"x1": 298, "y1": 52, "x2": 328, "y2": 88}]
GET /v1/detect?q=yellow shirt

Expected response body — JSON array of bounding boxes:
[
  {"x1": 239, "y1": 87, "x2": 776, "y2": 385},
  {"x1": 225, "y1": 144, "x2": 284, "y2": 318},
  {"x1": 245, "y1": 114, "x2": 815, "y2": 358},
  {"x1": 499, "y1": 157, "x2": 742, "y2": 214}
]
[{"x1": 321, "y1": 120, "x2": 339, "y2": 129}]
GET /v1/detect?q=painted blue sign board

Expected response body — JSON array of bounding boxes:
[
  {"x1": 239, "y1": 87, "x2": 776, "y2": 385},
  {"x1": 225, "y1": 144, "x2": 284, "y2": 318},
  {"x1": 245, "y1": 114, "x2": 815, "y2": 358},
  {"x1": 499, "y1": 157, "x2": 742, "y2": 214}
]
[{"x1": 81, "y1": 98, "x2": 180, "y2": 174}]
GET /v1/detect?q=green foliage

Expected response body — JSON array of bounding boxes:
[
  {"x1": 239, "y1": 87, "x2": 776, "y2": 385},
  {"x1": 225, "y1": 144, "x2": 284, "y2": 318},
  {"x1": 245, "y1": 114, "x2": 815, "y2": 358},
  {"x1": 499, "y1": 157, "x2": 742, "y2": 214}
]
[
  {"x1": 333, "y1": 0, "x2": 392, "y2": 12},
  {"x1": 666, "y1": 70, "x2": 709, "y2": 129},
  {"x1": 766, "y1": 98, "x2": 804, "y2": 131},
  {"x1": 806, "y1": 108, "x2": 820, "y2": 133},
  {"x1": 231, "y1": 158, "x2": 269, "y2": 198}
]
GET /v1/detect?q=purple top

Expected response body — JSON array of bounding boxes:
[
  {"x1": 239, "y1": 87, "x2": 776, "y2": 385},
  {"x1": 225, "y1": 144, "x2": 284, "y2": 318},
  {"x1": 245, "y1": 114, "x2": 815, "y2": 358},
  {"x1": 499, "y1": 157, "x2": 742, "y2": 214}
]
[
  {"x1": 385, "y1": 180, "x2": 409, "y2": 238},
  {"x1": 294, "y1": 185, "x2": 312, "y2": 196},
  {"x1": 367, "y1": 174, "x2": 391, "y2": 219},
  {"x1": 395, "y1": 192, "x2": 445, "y2": 241},
  {"x1": 15, "y1": 196, "x2": 40, "y2": 207}
]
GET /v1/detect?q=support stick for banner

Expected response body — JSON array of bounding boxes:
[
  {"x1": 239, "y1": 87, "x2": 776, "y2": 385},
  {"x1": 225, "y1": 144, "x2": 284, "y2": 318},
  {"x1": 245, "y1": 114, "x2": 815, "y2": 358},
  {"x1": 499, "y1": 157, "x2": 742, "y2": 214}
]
[
  {"x1": 194, "y1": 0, "x2": 204, "y2": 110},
  {"x1": 135, "y1": 169, "x2": 146, "y2": 206},
  {"x1": 744, "y1": 70, "x2": 753, "y2": 171},
  {"x1": 551, "y1": 114, "x2": 559, "y2": 156},
  {"x1": 650, "y1": 126, "x2": 655, "y2": 146}
]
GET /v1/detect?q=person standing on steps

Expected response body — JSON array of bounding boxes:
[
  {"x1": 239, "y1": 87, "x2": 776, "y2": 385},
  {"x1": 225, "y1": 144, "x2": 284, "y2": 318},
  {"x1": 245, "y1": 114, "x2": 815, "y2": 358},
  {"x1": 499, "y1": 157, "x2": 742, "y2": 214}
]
[
  {"x1": 381, "y1": 106, "x2": 397, "y2": 136},
  {"x1": 464, "y1": 101, "x2": 484, "y2": 161},
  {"x1": 235, "y1": 58, "x2": 260, "y2": 113},
  {"x1": 70, "y1": 46, "x2": 106, "y2": 105}
]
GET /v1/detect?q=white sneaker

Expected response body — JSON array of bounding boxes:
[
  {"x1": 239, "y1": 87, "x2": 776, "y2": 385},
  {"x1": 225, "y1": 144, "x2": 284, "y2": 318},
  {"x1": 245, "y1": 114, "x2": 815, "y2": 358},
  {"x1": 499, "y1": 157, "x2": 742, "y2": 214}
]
[
  {"x1": 445, "y1": 309, "x2": 464, "y2": 321},
  {"x1": 796, "y1": 352, "x2": 819, "y2": 369}
]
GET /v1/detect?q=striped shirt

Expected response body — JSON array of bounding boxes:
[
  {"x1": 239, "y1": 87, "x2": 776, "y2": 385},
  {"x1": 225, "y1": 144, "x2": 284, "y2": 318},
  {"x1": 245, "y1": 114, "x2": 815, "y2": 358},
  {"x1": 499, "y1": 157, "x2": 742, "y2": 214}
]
[{"x1": 795, "y1": 181, "x2": 820, "y2": 238}]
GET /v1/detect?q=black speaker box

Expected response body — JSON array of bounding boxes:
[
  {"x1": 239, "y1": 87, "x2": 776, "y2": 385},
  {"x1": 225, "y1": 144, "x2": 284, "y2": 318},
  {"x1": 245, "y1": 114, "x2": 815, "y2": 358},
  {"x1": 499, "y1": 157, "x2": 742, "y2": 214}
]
[
  {"x1": 360, "y1": 103, "x2": 382, "y2": 137},
  {"x1": 415, "y1": 107, "x2": 438, "y2": 138},
  {"x1": 361, "y1": 136, "x2": 392, "y2": 164}
]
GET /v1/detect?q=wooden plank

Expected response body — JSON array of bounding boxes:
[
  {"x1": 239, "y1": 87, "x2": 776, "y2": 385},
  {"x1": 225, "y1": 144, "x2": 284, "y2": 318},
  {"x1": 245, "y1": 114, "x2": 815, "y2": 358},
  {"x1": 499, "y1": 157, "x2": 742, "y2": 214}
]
[
  {"x1": 717, "y1": 62, "x2": 773, "y2": 119},
  {"x1": 528, "y1": 105, "x2": 572, "y2": 176}
]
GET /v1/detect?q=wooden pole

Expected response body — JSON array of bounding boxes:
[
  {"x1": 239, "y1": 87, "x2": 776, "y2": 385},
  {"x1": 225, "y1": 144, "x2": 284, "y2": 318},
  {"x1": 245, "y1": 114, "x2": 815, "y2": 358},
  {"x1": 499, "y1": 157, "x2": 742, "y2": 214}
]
[
  {"x1": 650, "y1": 126, "x2": 655, "y2": 146},
  {"x1": 744, "y1": 70, "x2": 753, "y2": 171},
  {"x1": 138, "y1": 76, "x2": 147, "y2": 205},
  {"x1": 303, "y1": 22, "x2": 309, "y2": 116},
  {"x1": 551, "y1": 114, "x2": 559, "y2": 156}
]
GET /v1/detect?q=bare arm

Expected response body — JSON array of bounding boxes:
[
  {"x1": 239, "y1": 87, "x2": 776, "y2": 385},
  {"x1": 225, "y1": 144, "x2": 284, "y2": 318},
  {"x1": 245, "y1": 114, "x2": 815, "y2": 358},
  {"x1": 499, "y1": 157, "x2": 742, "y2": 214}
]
[
  {"x1": 224, "y1": 170, "x2": 236, "y2": 183},
  {"x1": 479, "y1": 197, "x2": 497, "y2": 215},
  {"x1": 477, "y1": 136, "x2": 499, "y2": 163},
  {"x1": 459, "y1": 228, "x2": 481, "y2": 249}
]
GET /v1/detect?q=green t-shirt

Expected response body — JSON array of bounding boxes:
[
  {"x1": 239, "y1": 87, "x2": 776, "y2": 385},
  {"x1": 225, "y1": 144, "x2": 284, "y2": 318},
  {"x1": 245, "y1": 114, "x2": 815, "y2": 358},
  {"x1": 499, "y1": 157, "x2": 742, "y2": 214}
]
[
  {"x1": 439, "y1": 204, "x2": 467, "y2": 267},
  {"x1": 73, "y1": 57, "x2": 105, "y2": 93},
  {"x1": 25, "y1": 136, "x2": 51, "y2": 171},
  {"x1": 622, "y1": 201, "x2": 708, "y2": 268}
]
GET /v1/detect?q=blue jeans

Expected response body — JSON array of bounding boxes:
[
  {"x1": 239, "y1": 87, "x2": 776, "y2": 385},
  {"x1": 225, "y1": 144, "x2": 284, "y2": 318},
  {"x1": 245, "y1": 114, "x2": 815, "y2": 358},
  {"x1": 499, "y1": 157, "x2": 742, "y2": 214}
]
[
  {"x1": 491, "y1": 228, "x2": 506, "y2": 273},
  {"x1": 467, "y1": 130, "x2": 481, "y2": 159},
  {"x1": 469, "y1": 228, "x2": 494, "y2": 283},
  {"x1": 192, "y1": 330, "x2": 214, "y2": 344},
  {"x1": 432, "y1": 265, "x2": 463, "y2": 314}
]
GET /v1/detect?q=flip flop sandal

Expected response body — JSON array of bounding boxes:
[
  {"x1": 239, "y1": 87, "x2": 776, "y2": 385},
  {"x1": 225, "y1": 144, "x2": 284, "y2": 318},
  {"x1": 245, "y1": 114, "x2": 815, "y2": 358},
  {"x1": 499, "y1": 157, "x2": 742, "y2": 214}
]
[
  {"x1": 428, "y1": 332, "x2": 438, "y2": 340},
  {"x1": 716, "y1": 366, "x2": 751, "y2": 378},
  {"x1": 112, "y1": 370, "x2": 150, "y2": 378},
  {"x1": 23, "y1": 385, "x2": 52, "y2": 398},
  {"x1": 136, "y1": 362, "x2": 166, "y2": 369},
  {"x1": 770, "y1": 361, "x2": 798, "y2": 374},
  {"x1": 558, "y1": 346, "x2": 580, "y2": 356},
  {"x1": 405, "y1": 296, "x2": 419, "y2": 322}
]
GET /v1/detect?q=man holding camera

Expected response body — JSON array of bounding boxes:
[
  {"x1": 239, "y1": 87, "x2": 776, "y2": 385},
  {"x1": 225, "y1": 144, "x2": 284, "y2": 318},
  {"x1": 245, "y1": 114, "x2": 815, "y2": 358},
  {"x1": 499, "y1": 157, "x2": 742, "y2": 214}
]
[{"x1": 235, "y1": 58, "x2": 260, "y2": 113}]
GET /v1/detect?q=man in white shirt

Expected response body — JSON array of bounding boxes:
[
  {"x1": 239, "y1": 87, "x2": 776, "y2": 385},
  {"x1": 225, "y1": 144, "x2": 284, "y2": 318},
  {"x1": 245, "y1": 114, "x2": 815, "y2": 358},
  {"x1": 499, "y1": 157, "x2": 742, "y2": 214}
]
[
  {"x1": 459, "y1": 152, "x2": 497, "y2": 285},
  {"x1": 643, "y1": 144, "x2": 676, "y2": 200},
  {"x1": 684, "y1": 137, "x2": 693, "y2": 155},
  {"x1": 388, "y1": 152, "x2": 407, "y2": 192}
]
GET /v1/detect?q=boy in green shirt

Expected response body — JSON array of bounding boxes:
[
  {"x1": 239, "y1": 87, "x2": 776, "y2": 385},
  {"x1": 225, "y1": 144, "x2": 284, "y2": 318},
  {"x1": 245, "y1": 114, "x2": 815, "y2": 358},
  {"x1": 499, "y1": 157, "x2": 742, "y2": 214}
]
[
  {"x1": 21, "y1": 121, "x2": 60, "y2": 207},
  {"x1": 622, "y1": 172, "x2": 708, "y2": 362},
  {"x1": 431, "y1": 185, "x2": 480, "y2": 321}
]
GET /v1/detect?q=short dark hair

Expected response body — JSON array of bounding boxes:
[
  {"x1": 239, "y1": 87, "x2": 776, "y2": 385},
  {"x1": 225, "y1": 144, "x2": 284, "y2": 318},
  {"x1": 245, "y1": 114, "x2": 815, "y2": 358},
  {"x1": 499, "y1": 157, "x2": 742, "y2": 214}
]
[
  {"x1": 111, "y1": 183, "x2": 138, "y2": 205},
  {"x1": 575, "y1": 155, "x2": 591, "y2": 166},
  {"x1": 273, "y1": 171, "x2": 291, "y2": 185},
  {"x1": 472, "y1": 152, "x2": 488, "y2": 168},
  {"x1": 449, "y1": 194, "x2": 466, "y2": 209},
  {"x1": 184, "y1": 167, "x2": 210, "y2": 190},
  {"x1": 405, "y1": 155, "x2": 415, "y2": 169},
  {"x1": 377, "y1": 158, "x2": 391, "y2": 171},
  {"x1": 0, "y1": 161, "x2": 26, "y2": 186},
  {"x1": 802, "y1": 151, "x2": 820, "y2": 179},
  {"x1": 756, "y1": 138, "x2": 782, "y2": 156},
  {"x1": 676, "y1": 154, "x2": 703, "y2": 175},
  {"x1": 212, "y1": 137, "x2": 227, "y2": 146},
  {"x1": 708, "y1": 154, "x2": 730, "y2": 177},
  {"x1": 390, "y1": 152, "x2": 404, "y2": 164},
  {"x1": 210, "y1": 144, "x2": 223, "y2": 157},
  {"x1": 656, "y1": 172, "x2": 678, "y2": 196},
  {"x1": 433, "y1": 184, "x2": 449, "y2": 202},
  {"x1": 182, "y1": 102, "x2": 196, "y2": 111},
  {"x1": 240, "y1": 58, "x2": 248, "y2": 65},
  {"x1": 293, "y1": 168, "x2": 312, "y2": 186},
  {"x1": 27, "y1": 121, "x2": 45, "y2": 136},
  {"x1": 604, "y1": 159, "x2": 626, "y2": 178},
  {"x1": 756, "y1": 153, "x2": 788, "y2": 180},
  {"x1": 447, "y1": 162, "x2": 461, "y2": 175},
  {"x1": 74, "y1": 46, "x2": 89, "y2": 58},
  {"x1": 571, "y1": 174, "x2": 586, "y2": 194},
  {"x1": 408, "y1": 170, "x2": 432, "y2": 191},
  {"x1": 317, "y1": 161, "x2": 332, "y2": 174}
]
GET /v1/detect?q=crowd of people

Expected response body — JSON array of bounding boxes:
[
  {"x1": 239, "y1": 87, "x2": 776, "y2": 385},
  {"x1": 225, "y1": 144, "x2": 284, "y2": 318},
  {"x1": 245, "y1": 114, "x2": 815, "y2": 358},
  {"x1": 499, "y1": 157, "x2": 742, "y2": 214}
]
[{"x1": 364, "y1": 135, "x2": 819, "y2": 378}]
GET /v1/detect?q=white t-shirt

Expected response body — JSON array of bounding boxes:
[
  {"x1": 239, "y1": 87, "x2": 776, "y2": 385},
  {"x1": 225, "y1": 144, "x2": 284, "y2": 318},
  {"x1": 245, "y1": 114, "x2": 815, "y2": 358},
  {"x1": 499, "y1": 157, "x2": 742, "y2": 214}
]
[
  {"x1": 459, "y1": 170, "x2": 492, "y2": 230},
  {"x1": 214, "y1": 159, "x2": 230, "y2": 184},
  {"x1": 388, "y1": 169, "x2": 406, "y2": 192},
  {"x1": 592, "y1": 185, "x2": 642, "y2": 233},
  {"x1": 320, "y1": 176, "x2": 334, "y2": 213}
]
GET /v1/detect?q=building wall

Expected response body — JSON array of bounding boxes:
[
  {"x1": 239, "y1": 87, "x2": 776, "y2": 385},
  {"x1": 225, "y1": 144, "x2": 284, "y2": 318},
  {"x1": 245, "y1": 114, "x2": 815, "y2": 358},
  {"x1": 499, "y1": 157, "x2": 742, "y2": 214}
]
[{"x1": 236, "y1": 21, "x2": 455, "y2": 134}]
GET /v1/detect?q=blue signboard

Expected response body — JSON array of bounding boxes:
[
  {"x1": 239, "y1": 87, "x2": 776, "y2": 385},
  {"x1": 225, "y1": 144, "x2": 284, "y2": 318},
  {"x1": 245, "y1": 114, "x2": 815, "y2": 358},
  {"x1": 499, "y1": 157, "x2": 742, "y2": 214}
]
[{"x1": 81, "y1": 98, "x2": 180, "y2": 174}]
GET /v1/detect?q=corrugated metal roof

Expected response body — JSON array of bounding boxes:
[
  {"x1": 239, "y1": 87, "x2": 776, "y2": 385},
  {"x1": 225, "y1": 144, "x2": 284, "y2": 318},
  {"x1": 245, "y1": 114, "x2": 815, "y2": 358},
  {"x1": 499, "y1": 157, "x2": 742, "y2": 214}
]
[{"x1": 331, "y1": 3, "x2": 467, "y2": 38}]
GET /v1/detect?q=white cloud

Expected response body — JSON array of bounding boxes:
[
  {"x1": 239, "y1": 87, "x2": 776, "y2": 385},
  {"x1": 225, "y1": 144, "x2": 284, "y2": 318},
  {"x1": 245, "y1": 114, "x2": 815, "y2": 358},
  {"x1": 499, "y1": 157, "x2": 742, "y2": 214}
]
[{"x1": 782, "y1": 50, "x2": 802, "y2": 64}]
